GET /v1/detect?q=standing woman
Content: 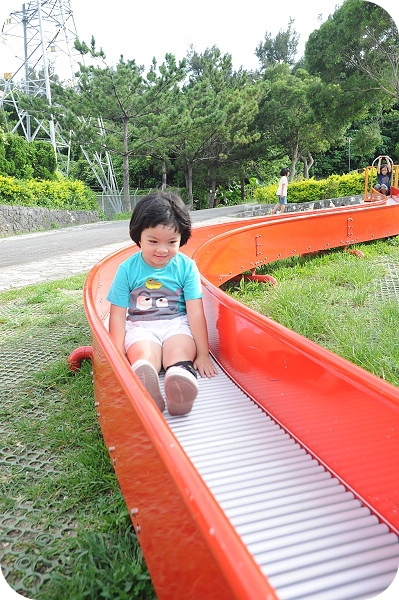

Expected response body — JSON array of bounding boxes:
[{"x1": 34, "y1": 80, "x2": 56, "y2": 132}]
[{"x1": 272, "y1": 167, "x2": 290, "y2": 214}]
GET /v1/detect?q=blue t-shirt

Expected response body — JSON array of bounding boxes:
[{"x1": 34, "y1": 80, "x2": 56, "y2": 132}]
[{"x1": 107, "y1": 251, "x2": 202, "y2": 321}]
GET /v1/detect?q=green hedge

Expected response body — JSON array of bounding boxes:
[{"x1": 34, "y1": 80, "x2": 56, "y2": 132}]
[
  {"x1": 0, "y1": 175, "x2": 98, "y2": 211},
  {"x1": 0, "y1": 133, "x2": 57, "y2": 180},
  {"x1": 253, "y1": 172, "x2": 365, "y2": 204}
]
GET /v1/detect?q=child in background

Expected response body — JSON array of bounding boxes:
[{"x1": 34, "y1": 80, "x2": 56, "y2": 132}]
[
  {"x1": 107, "y1": 191, "x2": 217, "y2": 416},
  {"x1": 375, "y1": 155, "x2": 392, "y2": 196},
  {"x1": 272, "y1": 167, "x2": 290, "y2": 214}
]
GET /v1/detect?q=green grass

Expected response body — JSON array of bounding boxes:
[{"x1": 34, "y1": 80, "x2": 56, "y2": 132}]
[
  {"x1": 223, "y1": 237, "x2": 399, "y2": 387},
  {"x1": 0, "y1": 277, "x2": 155, "y2": 600},
  {"x1": 113, "y1": 212, "x2": 132, "y2": 221},
  {"x1": 1, "y1": 237, "x2": 398, "y2": 599}
]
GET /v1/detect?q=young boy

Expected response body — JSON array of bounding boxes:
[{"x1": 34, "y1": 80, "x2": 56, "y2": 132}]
[
  {"x1": 272, "y1": 167, "x2": 290, "y2": 214},
  {"x1": 107, "y1": 191, "x2": 217, "y2": 416}
]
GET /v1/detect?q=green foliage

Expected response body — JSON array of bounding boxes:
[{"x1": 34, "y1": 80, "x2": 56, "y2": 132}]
[
  {"x1": 172, "y1": 47, "x2": 264, "y2": 208},
  {"x1": 51, "y1": 48, "x2": 187, "y2": 211},
  {"x1": 224, "y1": 238, "x2": 399, "y2": 387},
  {"x1": 0, "y1": 174, "x2": 97, "y2": 210},
  {"x1": 216, "y1": 182, "x2": 243, "y2": 205},
  {"x1": 253, "y1": 171, "x2": 365, "y2": 203},
  {"x1": 255, "y1": 18, "x2": 300, "y2": 70},
  {"x1": 30, "y1": 140, "x2": 57, "y2": 179},
  {"x1": 0, "y1": 132, "x2": 56, "y2": 180},
  {"x1": 305, "y1": 0, "x2": 399, "y2": 106},
  {"x1": 0, "y1": 277, "x2": 156, "y2": 599}
]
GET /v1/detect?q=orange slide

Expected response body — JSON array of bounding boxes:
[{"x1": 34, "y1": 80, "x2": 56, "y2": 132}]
[{"x1": 78, "y1": 195, "x2": 399, "y2": 600}]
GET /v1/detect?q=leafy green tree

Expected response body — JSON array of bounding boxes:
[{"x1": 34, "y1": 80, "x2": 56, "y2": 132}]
[
  {"x1": 253, "y1": 64, "x2": 351, "y2": 178},
  {"x1": 0, "y1": 132, "x2": 33, "y2": 179},
  {"x1": 49, "y1": 39, "x2": 186, "y2": 211},
  {"x1": 29, "y1": 140, "x2": 57, "y2": 179},
  {"x1": 304, "y1": 0, "x2": 399, "y2": 171},
  {"x1": 0, "y1": 128, "x2": 10, "y2": 176},
  {"x1": 170, "y1": 47, "x2": 263, "y2": 209},
  {"x1": 0, "y1": 130, "x2": 55, "y2": 179},
  {"x1": 255, "y1": 19, "x2": 300, "y2": 71},
  {"x1": 305, "y1": 0, "x2": 399, "y2": 105},
  {"x1": 350, "y1": 122, "x2": 382, "y2": 159}
]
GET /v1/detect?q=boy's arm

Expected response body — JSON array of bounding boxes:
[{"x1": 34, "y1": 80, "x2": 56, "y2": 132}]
[
  {"x1": 186, "y1": 298, "x2": 217, "y2": 378},
  {"x1": 108, "y1": 304, "x2": 128, "y2": 356}
]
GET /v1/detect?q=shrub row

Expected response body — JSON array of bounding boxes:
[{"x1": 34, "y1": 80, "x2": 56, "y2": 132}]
[
  {"x1": 0, "y1": 133, "x2": 57, "y2": 180},
  {"x1": 253, "y1": 171, "x2": 366, "y2": 203},
  {"x1": 0, "y1": 175, "x2": 98, "y2": 211}
]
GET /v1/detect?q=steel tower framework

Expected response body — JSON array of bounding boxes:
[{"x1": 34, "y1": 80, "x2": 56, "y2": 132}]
[
  {"x1": 0, "y1": 0, "x2": 121, "y2": 205},
  {"x1": 0, "y1": 0, "x2": 81, "y2": 172}
]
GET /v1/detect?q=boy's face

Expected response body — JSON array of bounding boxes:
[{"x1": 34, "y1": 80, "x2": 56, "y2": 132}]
[{"x1": 140, "y1": 225, "x2": 181, "y2": 269}]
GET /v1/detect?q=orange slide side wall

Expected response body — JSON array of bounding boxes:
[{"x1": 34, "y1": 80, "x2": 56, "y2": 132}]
[{"x1": 84, "y1": 199, "x2": 399, "y2": 599}]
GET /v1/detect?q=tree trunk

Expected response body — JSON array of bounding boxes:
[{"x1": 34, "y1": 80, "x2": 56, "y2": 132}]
[
  {"x1": 184, "y1": 158, "x2": 194, "y2": 210},
  {"x1": 240, "y1": 178, "x2": 245, "y2": 201},
  {"x1": 161, "y1": 158, "x2": 167, "y2": 191},
  {"x1": 289, "y1": 143, "x2": 300, "y2": 181},
  {"x1": 208, "y1": 164, "x2": 217, "y2": 208},
  {"x1": 122, "y1": 119, "x2": 130, "y2": 212},
  {"x1": 300, "y1": 152, "x2": 314, "y2": 179}
]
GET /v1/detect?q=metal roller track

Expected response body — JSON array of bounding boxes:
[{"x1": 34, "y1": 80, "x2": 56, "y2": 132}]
[{"x1": 163, "y1": 362, "x2": 399, "y2": 600}]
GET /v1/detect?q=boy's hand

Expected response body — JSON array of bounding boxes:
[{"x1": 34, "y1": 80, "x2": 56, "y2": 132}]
[{"x1": 194, "y1": 355, "x2": 218, "y2": 378}]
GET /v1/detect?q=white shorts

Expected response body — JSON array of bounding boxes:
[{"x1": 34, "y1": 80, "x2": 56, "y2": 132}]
[{"x1": 125, "y1": 314, "x2": 193, "y2": 352}]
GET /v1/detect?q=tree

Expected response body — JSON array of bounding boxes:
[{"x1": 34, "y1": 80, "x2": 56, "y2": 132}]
[
  {"x1": 304, "y1": 0, "x2": 399, "y2": 170},
  {"x1": 170, "y1": 47, "x2": 263, "y2": 209},
  {"x1": 255, "y1": 19, "x2": 300, "y2": 71},
  {"x1": 49, "y1": 39, "x2": 186, "y2": 211},
  {"x1": 252, "y1": 64, "x2": 352, "y2": 178},
  {"x1": 305, "y1": 0, "x2": 399, "y2": 104}
]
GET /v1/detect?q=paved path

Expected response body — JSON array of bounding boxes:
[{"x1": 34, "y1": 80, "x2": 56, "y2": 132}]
[{"x1": 0, "y1": 207, "x2": 244, "y2": 292}]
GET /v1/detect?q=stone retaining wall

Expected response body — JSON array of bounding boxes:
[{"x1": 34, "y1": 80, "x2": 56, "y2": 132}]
[
  {"x1": 236, "y1": 195, "x2": 364, "y2": 218},
  {"x1": 0, "y1": 205, "x2": 99, "y2": 237}
]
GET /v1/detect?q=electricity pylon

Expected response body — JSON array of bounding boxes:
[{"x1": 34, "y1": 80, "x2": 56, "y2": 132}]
[
  {"x1": 0, "y1": 1, "x2": 122, "y2": 207},
  {"x1": 0, "y1": 0, "x2": 82, "y2": 174}
]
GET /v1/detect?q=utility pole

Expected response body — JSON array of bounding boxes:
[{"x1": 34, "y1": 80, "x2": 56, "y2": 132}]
[{"x1": 347, "y1": 137, "x2": 352, "y2": 173}]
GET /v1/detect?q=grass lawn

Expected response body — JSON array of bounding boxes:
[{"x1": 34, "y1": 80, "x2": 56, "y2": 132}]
[
  {"x1": 224, "y1": 237, "x2": 399, "y2": 388},
  {"x1": 0, "y1": 276, "x2": 155, "y2": 600}
]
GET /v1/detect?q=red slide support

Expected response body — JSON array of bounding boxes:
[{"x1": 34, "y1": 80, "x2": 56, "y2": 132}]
[
  {"x1": 67, "y1": 345, "x2": 93, "y2": 371},
  {"x1": 81, "y1": 197, "x2": 399, "y2": 600}
]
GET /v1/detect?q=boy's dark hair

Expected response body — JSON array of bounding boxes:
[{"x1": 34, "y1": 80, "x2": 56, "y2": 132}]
[
  {"x1": 280, "y1": 167, "x2": 290, "y2": 176},
  {"x1": 129, "y1": 190, "x2": 192, "y2": 247}
]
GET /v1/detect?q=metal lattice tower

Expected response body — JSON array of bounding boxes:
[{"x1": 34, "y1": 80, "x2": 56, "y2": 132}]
[
  {"x1": 0, "y1": 0, "x2": 122, "y2": 202},
  {"x1": 0, "y1": 1, "x2": 80, "y2": 174}
]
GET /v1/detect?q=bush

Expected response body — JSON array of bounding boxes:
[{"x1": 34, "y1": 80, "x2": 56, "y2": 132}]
[
  {"x1": 0, "y1": 175, "x2": 98, "y2": 211},
  {"x1": 253, "y1": 171, "x2": 365, "y2": 204},
  {"x1": 0, "y1": 132, "x2": 56, "y2": 180},
  {"x1": 30, "y1": 140, "x2": 57, "y2": 179}
]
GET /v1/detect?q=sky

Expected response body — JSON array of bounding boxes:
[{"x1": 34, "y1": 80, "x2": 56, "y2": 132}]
[
  {"x1": 70, "y1": 1, "x2": 399, "y2": 72},
  {"x1": 69, "y1": 0, "x2": 345, "y2": 71},
  {"x1": 0, "y1": 0, "x2": 398, "y2": 77}
]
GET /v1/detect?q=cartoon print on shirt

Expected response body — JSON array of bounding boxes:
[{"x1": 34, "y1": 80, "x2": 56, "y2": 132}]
[{"x1": 128, "y1": 278, "x2": 182, "y2": 320}]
